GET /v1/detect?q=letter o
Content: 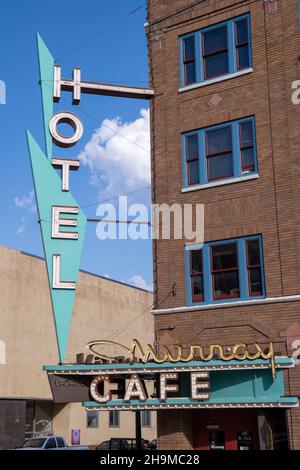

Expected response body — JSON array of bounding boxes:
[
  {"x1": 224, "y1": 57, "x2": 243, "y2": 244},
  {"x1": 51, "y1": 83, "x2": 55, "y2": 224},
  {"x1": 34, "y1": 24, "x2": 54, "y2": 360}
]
[
  {"x1": 90, "y1": 375, "x2": 111, "y2": 403},
  {"x1": 49, "y1": 111, "x2": 83, "y2": 147}
]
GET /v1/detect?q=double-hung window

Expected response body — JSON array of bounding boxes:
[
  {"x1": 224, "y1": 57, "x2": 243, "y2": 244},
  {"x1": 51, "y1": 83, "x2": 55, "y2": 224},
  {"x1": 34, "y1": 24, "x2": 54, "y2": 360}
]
[
  {"x1": 239, "y1": 120, "x2": 255, "y2": 173},
  {"x1": 211, "y1": 243, "x2": 240, "y2": 300},
  {"x1": 183, "y1": 36, "x2": 196, "y2": 85},
  {"x1": 190, "y1": 250, "x2": 204, "y2": 303},
  {"x1": 182, "y1": 116, "x2": 257, "y2": 188},
  {"x1": 203, "y1": 25, "x2": 229, "y2": 79},
  {"x1": 186, "y1": 235, "x2": 265, "y2": 306},
  {"x1": 186, "y1": 134, "x2": 200, "y2": 185},
  {"x1": 235, "y1": 18, "x2": 251, "y2": 70},
  {"x1": 180, "y1": 14, "x2": 252, "y2": 88},
  {"x1": 206, "y1": 125, "x2": 233, "y2": 181},
  {"x1": 246, "y1": 239, "x2": 263, "y2": 296}
]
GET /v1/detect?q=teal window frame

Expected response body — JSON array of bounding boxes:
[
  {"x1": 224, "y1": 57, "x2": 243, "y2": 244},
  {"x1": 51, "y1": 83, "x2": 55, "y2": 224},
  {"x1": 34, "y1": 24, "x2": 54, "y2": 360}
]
[
  {"x1": 179, "y1": 13, "x2": 252, "y2": 88},
  {"x1": 182, "y1": 116, "x2": 258, "y2": 188},
  {"x1": 185, "y1": 235, "x2": 265, "y2": 307}
]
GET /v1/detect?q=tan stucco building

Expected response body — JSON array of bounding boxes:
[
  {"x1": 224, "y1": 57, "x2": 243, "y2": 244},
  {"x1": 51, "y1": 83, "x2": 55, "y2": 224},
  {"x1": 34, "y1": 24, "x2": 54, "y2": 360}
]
[{"x1": 0, "y1": 244, "x2": 156, "y2": 449}]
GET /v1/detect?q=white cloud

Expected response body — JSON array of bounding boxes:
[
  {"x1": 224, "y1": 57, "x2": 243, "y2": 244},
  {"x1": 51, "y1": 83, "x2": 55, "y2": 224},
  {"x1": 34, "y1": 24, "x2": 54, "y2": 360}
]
[
  {"x1": 16, "y1": 226, "x2": 25, "y2": 235},
  {"x1": 16, "y1": 216, "x2": 26, "y2": 235},
  {"x1": 14, "y1": 190, "x2": 36, "y2": 213},
  {"x1": 79, "y1": 108, "x2": 150, "y2": 200},
  {"x1": 128, "y1": 275, "x2": 153, "y2": 292}
]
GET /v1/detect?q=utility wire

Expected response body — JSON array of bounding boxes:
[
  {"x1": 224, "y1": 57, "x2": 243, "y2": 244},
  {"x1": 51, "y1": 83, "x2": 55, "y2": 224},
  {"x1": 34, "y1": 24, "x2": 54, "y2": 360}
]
[
  {"x1": 81, "y1": 184, "x2": 151, "y2": 210},
  {"x1": 36, "y1": 82, "x2": 152, "y2": 224},
  {"x1": 42, "y1": 81, "x2": 150, "y2": 155},
  {"x1": 55, "y1": 3, "x2": 145, "y2": 62},
  {"x1": 106, "y1": 289, "x2": 172, "y2": 343},
  {"x1": 37, "y1": 184, "x2": 151, "y2": 225}
]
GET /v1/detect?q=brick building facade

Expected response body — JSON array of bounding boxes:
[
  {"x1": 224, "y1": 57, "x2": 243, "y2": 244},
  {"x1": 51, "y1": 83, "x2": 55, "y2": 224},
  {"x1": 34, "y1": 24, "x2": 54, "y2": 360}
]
[{"x1": 146, "y1": 0, "x2": 300, "y2": 449}]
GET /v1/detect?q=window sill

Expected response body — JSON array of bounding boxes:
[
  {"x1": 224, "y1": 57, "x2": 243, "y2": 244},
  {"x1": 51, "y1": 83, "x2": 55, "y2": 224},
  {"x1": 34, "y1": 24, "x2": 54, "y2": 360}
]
[
  {"x1": 152, "y1": 294, "x2": 300, "y2": 315},
  {"x1": 181, "y1": 173, "x2": 258, "y2": 193},
  {"x1": 178, "y1": 67, "x2": 253, "y2": 93}
]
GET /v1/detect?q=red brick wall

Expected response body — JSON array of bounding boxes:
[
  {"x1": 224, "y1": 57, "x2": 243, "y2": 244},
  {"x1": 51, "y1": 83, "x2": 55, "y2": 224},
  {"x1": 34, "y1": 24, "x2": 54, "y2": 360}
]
[
  {"x1": 147, "y1": 0, "x2": 300, "y2": 449},
  {"x1": 157, "y1": 410, "x2": 193, "y2": 450}
]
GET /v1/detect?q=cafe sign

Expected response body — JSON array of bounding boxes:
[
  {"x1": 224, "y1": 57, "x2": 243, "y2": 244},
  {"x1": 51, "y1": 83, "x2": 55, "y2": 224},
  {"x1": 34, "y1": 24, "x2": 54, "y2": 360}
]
[{"x1": 44, "y1": 339, "x2": 298, "y2": 411}]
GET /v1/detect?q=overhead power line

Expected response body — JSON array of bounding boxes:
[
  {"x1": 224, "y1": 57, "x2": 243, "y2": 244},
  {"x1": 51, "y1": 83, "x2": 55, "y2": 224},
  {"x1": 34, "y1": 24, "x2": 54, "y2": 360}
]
[
  {"x1": 42, "y1": 81, "x2": 150, "y2": 155},
  {"x1": 55, "y1": 3, "x2": 145, "y2": 62}
]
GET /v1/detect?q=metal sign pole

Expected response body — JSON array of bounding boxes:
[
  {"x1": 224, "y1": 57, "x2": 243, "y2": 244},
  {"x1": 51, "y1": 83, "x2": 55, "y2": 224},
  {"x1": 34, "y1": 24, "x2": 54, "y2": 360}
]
[{"x1": 135, "y1": 411, "x2": 142, "y2": 450}]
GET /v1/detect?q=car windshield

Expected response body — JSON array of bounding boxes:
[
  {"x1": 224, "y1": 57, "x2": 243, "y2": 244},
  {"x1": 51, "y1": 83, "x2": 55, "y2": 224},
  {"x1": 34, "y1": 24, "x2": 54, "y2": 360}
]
[
  {"x1": 97, "y1": 441, "x2": 109, "y2": 449},
  {"x1": 20, "y1": 438, "x2": 46, "y2": 448}
]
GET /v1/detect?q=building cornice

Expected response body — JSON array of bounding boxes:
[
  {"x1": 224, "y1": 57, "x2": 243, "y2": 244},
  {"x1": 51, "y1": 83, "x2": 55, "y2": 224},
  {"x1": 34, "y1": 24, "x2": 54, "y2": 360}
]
[{"x1": 152, "y1": 294, "x2": 300, "y2": 315}]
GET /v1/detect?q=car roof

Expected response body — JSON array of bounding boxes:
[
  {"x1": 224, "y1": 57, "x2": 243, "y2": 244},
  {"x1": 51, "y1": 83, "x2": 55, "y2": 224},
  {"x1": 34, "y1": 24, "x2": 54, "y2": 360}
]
[{"x1": 26, "y1": 436, "x2": 64, "y2": 439}]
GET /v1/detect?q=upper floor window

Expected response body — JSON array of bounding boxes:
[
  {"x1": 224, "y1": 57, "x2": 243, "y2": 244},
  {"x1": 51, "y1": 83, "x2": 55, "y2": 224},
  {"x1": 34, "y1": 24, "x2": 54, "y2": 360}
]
[
  {"x1": 182, "y1": 116, "x2": 258, "y2": 188},
  {"x1": 203, "y1": 25, "x2": 229, "y2": 79},
  {"x1": 190, "y1": 249, "x2": 204, "y2": 303},
  {"x1": 246, "y1": 239, "x2": 263, "y2": 296},
  {"x1": 183, "y1": 36, "x2": 196, "y2": 85},
  {"x1": 186, "y1": 134, "x2": 200, "y2": 185},
  {"x1": 211, "y1": 242, "x2": 240, "y2": 300},
  {"x1": 180, "y1": 14, "x2": 252, "y2": 88},
  {"x1": 235, "y1": 18, "x2": 250, "y2": 70},
  {"x1": 206, "y1": 125, "x2": 233, "y2": 181},
  {"x1": 186, "y1": 235, "x2": 265, "y2": 306}
]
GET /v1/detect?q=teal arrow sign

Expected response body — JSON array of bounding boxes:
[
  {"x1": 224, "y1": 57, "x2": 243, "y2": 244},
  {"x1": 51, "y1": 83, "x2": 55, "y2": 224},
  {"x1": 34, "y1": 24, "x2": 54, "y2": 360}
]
[
  {"x1": 37, "y1": 33, "x2": 54, "y2": 159},
  {"x1": 27, "y1": 35, "x2": 86, "y2": 362}
]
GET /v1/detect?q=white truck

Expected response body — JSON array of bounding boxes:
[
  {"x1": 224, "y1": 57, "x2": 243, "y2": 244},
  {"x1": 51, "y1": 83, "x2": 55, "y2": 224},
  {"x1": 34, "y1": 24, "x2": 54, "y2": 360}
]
[{"x1": 15, "y1": 435, "x2": 89, "y2": 450}]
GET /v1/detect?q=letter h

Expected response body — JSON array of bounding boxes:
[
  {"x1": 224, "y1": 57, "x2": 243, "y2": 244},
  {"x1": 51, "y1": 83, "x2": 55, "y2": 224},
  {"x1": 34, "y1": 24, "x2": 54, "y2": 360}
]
[{"x1": 54, "y1": 65, "x2": 81, "y2": 104}]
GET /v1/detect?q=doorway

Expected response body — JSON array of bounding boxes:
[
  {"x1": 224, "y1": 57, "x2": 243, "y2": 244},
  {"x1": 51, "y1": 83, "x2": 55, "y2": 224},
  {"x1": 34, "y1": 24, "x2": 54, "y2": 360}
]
[{"x1": 193, "y1": 409, "x2": 260, "y2": 450}]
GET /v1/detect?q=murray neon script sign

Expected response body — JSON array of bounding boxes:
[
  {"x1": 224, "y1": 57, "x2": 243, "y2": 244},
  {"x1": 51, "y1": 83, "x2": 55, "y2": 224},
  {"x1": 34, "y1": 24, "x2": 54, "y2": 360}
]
[{"x1": 27, "y1": 34, "x2": 153, "y2": 362}]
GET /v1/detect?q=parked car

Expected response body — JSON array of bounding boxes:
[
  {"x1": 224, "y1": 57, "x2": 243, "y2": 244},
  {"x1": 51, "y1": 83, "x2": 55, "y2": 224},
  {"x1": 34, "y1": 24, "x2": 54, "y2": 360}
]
[
  {"x1": 96, "y1": 438, "x2": 156, "y2": 450},
  {"x1": 149, "y1": 439, "x2": 157, "y2": 450},
  {"x1": 15, "y1": 435, "x2": 89, "y2": 450}
]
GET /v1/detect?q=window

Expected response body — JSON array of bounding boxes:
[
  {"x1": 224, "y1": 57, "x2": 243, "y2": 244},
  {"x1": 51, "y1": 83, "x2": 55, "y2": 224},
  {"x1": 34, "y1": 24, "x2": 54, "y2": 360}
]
[
  {"x1": 45, "y1": 437, "x2": 57, "y2": 449},
  {"x1": 186, "y1": 236, "x2": 265, "y2": 305},
  {"x1": 235, "y1": 19, "x2": 250, "y2": 70},
  {"x1": 86, "y1": 410, "x2": 99, "y2": 428},
  {"x1": 211, "y1": 243, "x2": 239, "y2": 300},
  {"x1": 183, "y1": 36, "x2": 196, "y2": 85},
  {"x1": 109, "y1": 410, "x2": 120, "y2": 428},
  {"x1": 206, "y1": 126, "x2": 233, "y2": 181},
  {"x1": 203, "y1": 26, "x2": 229, "y2": 79},
  {"x1": 239, "y1": 120, "x2": 255, "y2": 173},
  {"x1": 56, "y1": 437, "x2": 65, "y2": 448},
  {"x1": 190, "y1": 250, "x2": 203, "y2": 302},
  {"x1": 182, "y1": 116, "x2": 257, "y2": 188},
  {"x1": 186, "y1": 134, "x2": 199, "y2": 185},
  {"x1": 141, "y1": 410, "x2": 152, "y2": 428},
  {"x1": 180, "y1": 14, "x2": 252, "y2": 87},
  {"x1": 246, "y1": 239, "x2": 263, "y2": 296}
]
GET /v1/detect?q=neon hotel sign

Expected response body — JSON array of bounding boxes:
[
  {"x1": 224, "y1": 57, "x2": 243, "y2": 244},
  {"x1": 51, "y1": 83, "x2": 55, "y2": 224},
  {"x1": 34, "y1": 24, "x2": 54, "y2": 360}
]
[{"x1": 27, "y1": 35, "x2": 153, "y2": 363}]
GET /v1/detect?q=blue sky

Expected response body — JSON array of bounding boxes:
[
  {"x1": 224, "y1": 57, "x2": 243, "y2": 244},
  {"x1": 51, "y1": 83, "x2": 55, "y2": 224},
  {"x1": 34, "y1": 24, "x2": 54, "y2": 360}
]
[{"x1": 0, "y1": 0, "x2": 153, "y2": 290}]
